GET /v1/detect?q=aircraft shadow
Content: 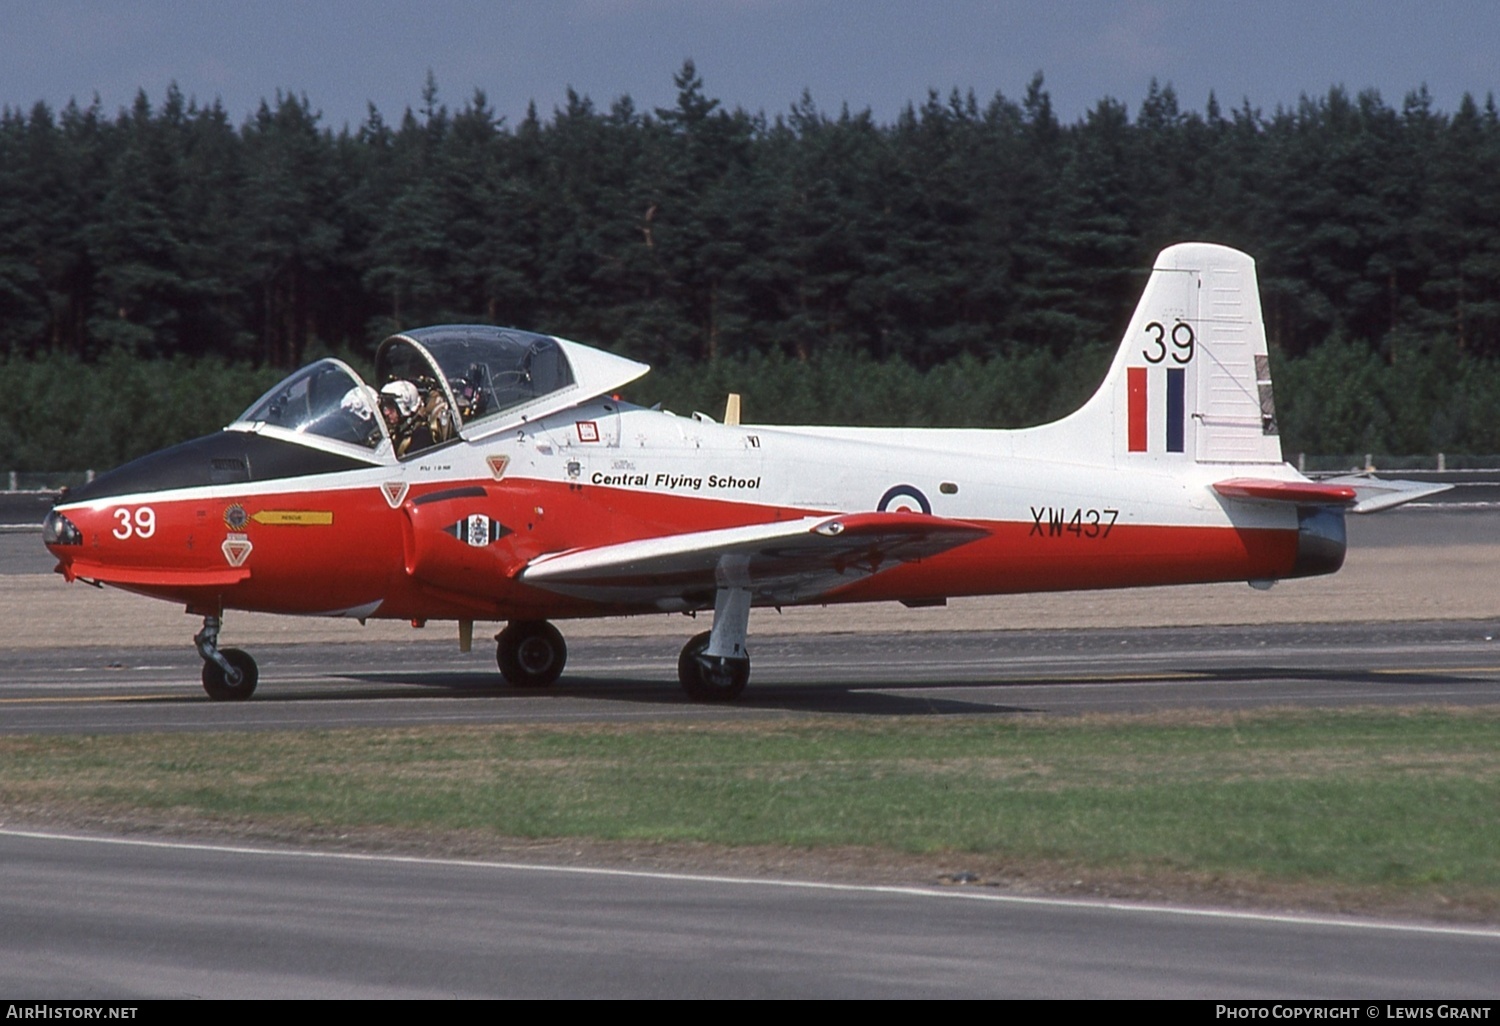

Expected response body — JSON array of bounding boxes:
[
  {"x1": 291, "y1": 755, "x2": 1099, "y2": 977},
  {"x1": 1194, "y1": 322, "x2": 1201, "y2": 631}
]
[
  {"x1": 310, "y1": 669, "x2": 1027, "y2": 715},
  {"x1": 297, "y1": 661, "x2": 1499, "y2": 717}
]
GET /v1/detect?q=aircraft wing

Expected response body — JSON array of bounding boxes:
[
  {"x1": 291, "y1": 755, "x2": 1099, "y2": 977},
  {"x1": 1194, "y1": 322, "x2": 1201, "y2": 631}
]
[
  {"x1": 519, "y1": 511, "x2": 989, "y2": 607},
  {"x1": 1212, "y1": 475, "x2": 1450, "y2": 513}
]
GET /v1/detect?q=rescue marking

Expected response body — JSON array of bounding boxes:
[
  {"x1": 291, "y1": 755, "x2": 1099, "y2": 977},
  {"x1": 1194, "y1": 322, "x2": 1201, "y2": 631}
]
[
  {"x1": 487, "y1": 455, "x2": 510, "y2": 480},
  {"x1": 576, "y1": 420, "x2": 601, "y2": 443},
  {"x1": 250, "y1": 510, "x2": 334, "y2": 526}
]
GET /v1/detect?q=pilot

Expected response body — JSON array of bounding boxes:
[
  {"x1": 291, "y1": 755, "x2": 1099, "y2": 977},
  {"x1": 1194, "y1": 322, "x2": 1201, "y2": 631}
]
[
  {"x1": 379, "y1": 380, "x2": 432, "y2": 457},
  {"x1": 340, "y1": 385, "x2": 383, "y2": 448}
]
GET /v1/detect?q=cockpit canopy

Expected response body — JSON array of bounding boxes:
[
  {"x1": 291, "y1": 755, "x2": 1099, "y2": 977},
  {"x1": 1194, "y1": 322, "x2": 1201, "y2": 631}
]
[
  {"x1": 236, "y1": 358, "x2": 385, "y2": 452},
  {"x1": 230, "y1": 325, "x2": 648, "y2": 462},
  {"x1": 64, "y1": 326, "x2": 650, "y2": 503},
  {"x1": 382, "y1": 326, "x2": 575, "y2": 424}
]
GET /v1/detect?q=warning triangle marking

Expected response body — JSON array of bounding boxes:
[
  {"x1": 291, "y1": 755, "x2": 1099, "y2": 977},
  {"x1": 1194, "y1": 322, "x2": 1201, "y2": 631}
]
[
  {"x1": 381, "y1": 480, "x2": 409, "y2": 507},
  {"x1": 221, "y1": 536, "x2": 253, "y2": 568}
]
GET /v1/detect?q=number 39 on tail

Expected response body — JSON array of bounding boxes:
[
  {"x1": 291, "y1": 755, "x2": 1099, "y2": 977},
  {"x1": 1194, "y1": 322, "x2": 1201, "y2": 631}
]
[{"x1": 43, "y1": 244, "x2": 1444, "y2": 701}]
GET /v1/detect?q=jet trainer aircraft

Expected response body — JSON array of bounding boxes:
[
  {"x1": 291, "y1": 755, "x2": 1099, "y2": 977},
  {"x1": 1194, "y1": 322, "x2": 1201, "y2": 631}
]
[{"x1": 43, "y1": 244, "x2": 1444, "y2": 701}]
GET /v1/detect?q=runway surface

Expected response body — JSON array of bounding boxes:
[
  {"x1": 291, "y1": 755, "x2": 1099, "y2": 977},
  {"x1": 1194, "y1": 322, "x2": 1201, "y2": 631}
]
[
  {"x1": 3, "y1": 502, "x2": 1498, "y2": 997},
  {"x1": 2, "y1": 828, "x2": 1496, "y2": 999},
  {"x1": 3, "y1": 620, "x2": 1500, "y2": 734}
]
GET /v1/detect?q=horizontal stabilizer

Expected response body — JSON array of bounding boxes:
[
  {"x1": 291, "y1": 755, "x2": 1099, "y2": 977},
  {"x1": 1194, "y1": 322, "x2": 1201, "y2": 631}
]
[
  {"x1": 1212, "y1": 478, "x2": 1357, "y2": 506},
  {"x1": 1318, "y1": 474, "x2": 1453, "y2": 514},
  {"x1": 1213, "y1": 475, "x2": 1451, "y2": 513},
  {"x1": 522, "y1": 512, "x2": 988, "y2": 607}
]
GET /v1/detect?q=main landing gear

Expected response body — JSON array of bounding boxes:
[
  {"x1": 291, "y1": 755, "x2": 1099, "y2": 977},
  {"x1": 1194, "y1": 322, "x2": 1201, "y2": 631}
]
[
  {"x1": 676, "y1": 583, "x2": 752, "y2": 702},
  {"x1": 495, "y1": 620, "x2": 568, "y2": 687},
  {"x1": 496, "y1": 583, "x2": 755, "y2": 701},
  {"x1": 678, "y1": 631, "x2": 750, "y2": 701},
  {"x1": 194, "y1": 614, "x2": 258, "y2": 701}
]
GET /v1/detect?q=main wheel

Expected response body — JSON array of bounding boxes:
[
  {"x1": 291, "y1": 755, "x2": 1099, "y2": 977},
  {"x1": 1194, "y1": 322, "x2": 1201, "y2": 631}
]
[
  {"x1": 201, "y1": 647, "x2": 258, "y2": 701},
  {"x1": 496, "y1": 620, "x2": 567, "y2": 687},
  {"x1": 677, "y1": 630, "x2": 750, "y2": 702}
]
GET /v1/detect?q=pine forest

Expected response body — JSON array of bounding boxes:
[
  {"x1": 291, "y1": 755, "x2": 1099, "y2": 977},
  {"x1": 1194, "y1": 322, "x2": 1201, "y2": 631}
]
[{"x1": 3, "y1": 64, "x2": 1499, "y2": 471}]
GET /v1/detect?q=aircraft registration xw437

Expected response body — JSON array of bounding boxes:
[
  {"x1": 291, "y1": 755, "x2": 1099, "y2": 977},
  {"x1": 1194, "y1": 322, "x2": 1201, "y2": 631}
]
[{"x1": 43, "y1": 243, "x2": 1443, "y2": 701}]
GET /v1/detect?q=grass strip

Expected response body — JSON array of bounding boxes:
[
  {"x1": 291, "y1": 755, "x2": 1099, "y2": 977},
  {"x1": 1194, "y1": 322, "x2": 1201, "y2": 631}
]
[{"x1": 1, "y1": 707, "x2": 1496, "y2": 899}]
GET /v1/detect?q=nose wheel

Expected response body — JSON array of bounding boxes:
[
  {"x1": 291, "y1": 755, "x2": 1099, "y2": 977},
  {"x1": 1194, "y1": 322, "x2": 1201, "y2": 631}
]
[
  {"x1": 194, "y1": 615, "x2": 258, "y2": 701},
  {"x1": 496, "y1": 620, "x2": 567, "y2": 687}
]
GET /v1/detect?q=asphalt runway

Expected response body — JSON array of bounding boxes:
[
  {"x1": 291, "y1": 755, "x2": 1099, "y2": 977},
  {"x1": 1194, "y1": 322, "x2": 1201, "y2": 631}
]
[
  {"x1": 3, "y1": 620, "x2": 1500, "y2": 734},
  {"x1": 2, "y1": 828, "x2": 1495, "y2": 999}
]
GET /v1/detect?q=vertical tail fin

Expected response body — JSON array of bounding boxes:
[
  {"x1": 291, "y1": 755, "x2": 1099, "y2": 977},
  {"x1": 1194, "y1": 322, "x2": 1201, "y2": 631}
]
[
  {"x1": 1119, "y1": 242, "x2": 1282, "y2": 465},
  {"x1": 1030, "y1": 243, "x2": 1283, "y2": 467}
]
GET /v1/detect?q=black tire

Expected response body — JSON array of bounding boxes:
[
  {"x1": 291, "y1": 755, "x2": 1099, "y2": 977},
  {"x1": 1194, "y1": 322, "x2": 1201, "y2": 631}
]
[
  {"x1": 496, "y1": 620, "x2": 567, "y2": 687},
  {"x1": 201, "y1": 647, "x2": 258, "y2": 701},
  {"x1": 677, "y1": 630, "x2": 750, "y2": 702}
]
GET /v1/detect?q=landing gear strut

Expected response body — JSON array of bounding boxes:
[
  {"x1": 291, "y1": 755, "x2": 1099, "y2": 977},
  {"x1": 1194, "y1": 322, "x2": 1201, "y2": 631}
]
[
  {"x1": 496, "y1": 620, "x2": 567, "y2": 687},
  {"x1": 194, "y1": 614, "x2": 258, "y2": 701},
  {"x1": 677, "y1": 583, "x2": 751, "y2": 702}
]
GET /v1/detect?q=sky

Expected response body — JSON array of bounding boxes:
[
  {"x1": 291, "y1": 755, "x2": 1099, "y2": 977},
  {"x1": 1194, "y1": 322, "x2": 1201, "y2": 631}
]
[{"x1": 2, "y1": 0, "x2": 1497, "y2": 131}]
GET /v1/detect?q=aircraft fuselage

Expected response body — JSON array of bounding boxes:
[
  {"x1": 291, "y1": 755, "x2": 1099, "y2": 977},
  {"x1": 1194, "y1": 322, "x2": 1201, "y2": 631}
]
[{"x1": 50, "y1": 394, "x2": 1315, "y2": 623}]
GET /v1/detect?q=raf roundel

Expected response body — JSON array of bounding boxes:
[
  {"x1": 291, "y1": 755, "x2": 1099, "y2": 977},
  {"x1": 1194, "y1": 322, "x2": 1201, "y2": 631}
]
[{"x1": 877, "y1": 484, "x2": 931, "y2": 516}]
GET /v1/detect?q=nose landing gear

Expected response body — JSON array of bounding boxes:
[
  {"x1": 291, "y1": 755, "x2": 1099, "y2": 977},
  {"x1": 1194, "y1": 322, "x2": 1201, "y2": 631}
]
[{"x1": 194, "y1": 614, "x2": 258, "y2": 701}]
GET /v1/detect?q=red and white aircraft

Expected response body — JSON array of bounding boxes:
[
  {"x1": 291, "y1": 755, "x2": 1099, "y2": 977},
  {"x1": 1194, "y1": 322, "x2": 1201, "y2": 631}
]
[{"x1": 43, "y1": 243, "x2": 1443, "y2": 701}]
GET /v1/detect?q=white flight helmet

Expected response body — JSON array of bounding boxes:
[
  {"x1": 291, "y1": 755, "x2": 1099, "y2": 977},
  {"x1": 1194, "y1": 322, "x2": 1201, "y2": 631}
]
[
  {"x1": 380, "y1": 380, "x2": 421, "y2": 417},
  {"x1": 340, "y1": 385, "x2": 378, "y2": 421}
]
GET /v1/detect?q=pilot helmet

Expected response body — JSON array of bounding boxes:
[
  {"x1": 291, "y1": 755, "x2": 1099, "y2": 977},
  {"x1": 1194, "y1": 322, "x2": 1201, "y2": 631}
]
[
  {"x1": 340, "y1": 385, "x2": 378, "y2": 421},
  {"x1": 380, "y1": 380, "x2": 421, "y2": 417}
]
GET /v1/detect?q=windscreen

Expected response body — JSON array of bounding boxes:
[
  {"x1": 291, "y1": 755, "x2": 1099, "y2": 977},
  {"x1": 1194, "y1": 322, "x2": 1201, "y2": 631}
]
[{"x1": 236, "y1": 359, "x2": 386, "y2": 451}]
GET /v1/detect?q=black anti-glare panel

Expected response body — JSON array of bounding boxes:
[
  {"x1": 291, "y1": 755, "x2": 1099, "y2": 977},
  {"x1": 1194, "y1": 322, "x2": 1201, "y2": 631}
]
[{"x1": 64, "y1": 432, "x2": 375, "y2": 503}]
